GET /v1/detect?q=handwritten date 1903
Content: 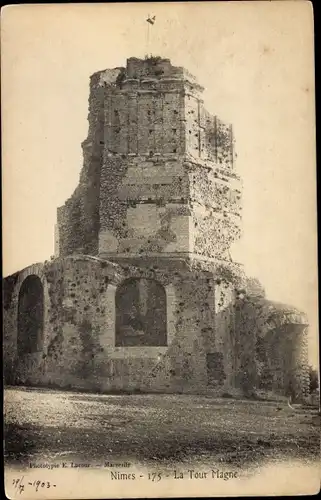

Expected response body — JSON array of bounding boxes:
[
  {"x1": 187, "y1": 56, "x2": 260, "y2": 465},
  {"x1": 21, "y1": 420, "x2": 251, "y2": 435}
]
[{"x1": 12, "y1": 476, "x2": 57, "y2": 495}]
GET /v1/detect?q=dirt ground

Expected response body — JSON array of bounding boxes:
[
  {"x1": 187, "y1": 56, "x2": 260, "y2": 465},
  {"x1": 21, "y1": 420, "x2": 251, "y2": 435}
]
[{"x1": 4, "y1": 386, "x2": 320, "y2": 469}]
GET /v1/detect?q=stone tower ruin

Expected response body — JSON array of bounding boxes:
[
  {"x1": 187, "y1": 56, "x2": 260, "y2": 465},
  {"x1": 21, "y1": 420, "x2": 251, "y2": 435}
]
[{"x1": 4, "y1": 57, "x2": 310, "y2": 400}]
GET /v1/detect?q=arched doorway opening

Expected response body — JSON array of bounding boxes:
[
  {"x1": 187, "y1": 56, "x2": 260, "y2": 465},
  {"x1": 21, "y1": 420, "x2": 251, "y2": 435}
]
[{"x1": 17, "y1": 275, "x2": 44, "y2": 356}]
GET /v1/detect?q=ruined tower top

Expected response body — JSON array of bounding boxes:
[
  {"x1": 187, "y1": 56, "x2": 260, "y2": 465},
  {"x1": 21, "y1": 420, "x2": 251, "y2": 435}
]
[
  {"x1": 95, "y1": 56, "x2": 204, "y2": 94},
  {"x1": 83, "y1": 56, "x2": 236, "y2": 167},
  {"x1": 57, "y1": 56, "x2": 242, "y2": 263}
]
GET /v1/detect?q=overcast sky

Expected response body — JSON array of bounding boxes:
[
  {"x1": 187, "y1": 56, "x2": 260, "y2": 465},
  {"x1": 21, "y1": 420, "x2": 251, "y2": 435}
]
[{"x1": 2, "y1": 2, "x2": 317, "y2": 365}]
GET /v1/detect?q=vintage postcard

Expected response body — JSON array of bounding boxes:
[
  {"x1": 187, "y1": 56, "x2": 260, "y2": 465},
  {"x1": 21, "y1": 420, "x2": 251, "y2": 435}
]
[{"x1": 2, "y1": 1, "x2": 319, "y2": 498}]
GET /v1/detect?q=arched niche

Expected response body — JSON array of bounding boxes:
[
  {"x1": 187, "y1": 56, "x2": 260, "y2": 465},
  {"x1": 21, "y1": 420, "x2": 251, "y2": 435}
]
[
  {"x1": 115, "y1": 278, "x2": 167, "y2": 347},
  {"x1": 17, "y1": 275, "x2": 44, "y2": 356}
]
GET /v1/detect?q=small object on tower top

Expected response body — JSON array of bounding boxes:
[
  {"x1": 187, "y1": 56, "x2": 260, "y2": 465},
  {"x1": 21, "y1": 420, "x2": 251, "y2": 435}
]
[{"x1": 146, "y1": 15, "x2": 156, "y2": 25}]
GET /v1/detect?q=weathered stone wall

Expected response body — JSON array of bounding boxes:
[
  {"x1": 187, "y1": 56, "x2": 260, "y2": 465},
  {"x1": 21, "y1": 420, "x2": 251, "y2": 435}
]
[
  {"x1": 3, "y1": 271, "x2": 20, "y2": 384},
  {"x1": 188, "y1": 162, "x2": 242, "y2": 259},
  {"x1": 2, "y1": 257, "x2": 219, "y2": 393},
  {"x1": 99, "y1": 154, "x2": 193, "y2": 257},
  {"x1": 212, "y1": 280, "x2": 236, "y2": 389},
  {"x1": 3, "y1": 257, "x2": 310, "y2": 399},
  {"x1": 257, "y1": 324, "x2": 310, "y2": 400},
  {"x1": 104, "y1": 81, "x2": 186, "y2": 156},
  {"x1": 234, "y1": 287, "x2": 310, "y2": 400},
  {"x1": 98, "y1": 156, "x2": 242, "y2": 260},
  {"x1": 185, "y1": 95, "x2": 234, "y2": 167}
]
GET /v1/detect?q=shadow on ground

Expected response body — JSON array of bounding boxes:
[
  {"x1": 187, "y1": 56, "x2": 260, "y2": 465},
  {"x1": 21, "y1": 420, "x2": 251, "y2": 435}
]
[{"x1": 4, "y1": 387, "x2": 319, "y2": 468}]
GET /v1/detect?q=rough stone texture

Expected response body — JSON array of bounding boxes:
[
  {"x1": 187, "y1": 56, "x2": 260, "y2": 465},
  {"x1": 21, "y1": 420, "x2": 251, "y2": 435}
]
[{"x1": 3, "y1": 57, "x2": 310, "y2": 400}]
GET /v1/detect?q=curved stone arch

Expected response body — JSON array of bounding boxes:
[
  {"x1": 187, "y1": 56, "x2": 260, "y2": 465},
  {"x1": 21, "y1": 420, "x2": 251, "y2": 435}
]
[
  {"x1": 259, "y1": 301, "x2": 310, "y2": 401},
  {"x1": 264, "y1": 310, "x2": 309, "y2": 333},
  {"x1": 254, "y1": 299, "x2": 309, "y2": 335},
  {"x1": 13, "y1": 263, "x2": 50, "y2": 356},
  {"x1": 17, "y1": 275, "x2": 44, "y2": 356}
]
